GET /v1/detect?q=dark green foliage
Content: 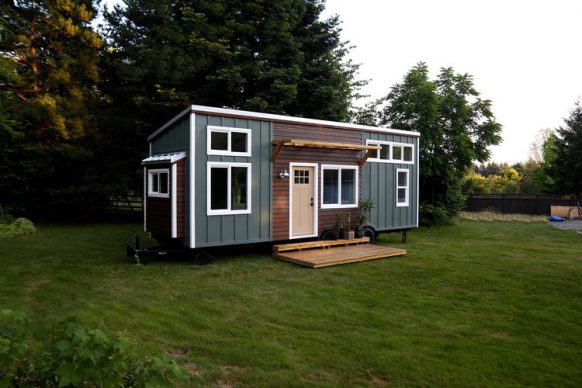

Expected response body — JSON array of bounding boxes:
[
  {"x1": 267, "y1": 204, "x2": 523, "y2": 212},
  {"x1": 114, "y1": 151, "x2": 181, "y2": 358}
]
[
  {"x1": 0, "y1": 309, "x2": 186, "y2": 387},
  {"x1": 367, "y1": 63, "x2": 502, "y2": 224},
  {"x1": 97, "y1": 0, "x2": 361, "y2": 194},
  {"x1": 0, "y1": 1, "x2": 104, "y2": 215},
  {"x1": 548, "y1": 101, "x2": 582, "y2": 195}
]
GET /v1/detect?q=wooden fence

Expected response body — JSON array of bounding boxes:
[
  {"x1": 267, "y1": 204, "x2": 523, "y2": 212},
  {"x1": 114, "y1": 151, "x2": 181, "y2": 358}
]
[
  {"x1": 464, "y1": 194, "x2": 582, "y2": 215},
  {"x1": 103, "y1": 193, "x2": 143, "y2": 216}
]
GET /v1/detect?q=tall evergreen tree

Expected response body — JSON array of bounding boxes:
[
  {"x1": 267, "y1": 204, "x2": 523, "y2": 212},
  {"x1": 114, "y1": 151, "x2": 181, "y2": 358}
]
[
  {"x1": 98, "y1": 0, "x2": 361, "y2": 193},
  {"x1": 372, "y1": 63, "x2": 502, "y2": 223},
  {"x1": 550, "y1": 101, "x2": 582, "y2": 196},
  {"x1": 0, "y1": 0, "x2": 102, "y2": 213}
]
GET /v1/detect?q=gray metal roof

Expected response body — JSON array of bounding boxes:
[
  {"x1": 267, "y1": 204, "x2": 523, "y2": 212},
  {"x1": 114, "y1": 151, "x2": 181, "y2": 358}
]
[{"x1": 141, "y1": 151, "x2": 186, "y2": 165}]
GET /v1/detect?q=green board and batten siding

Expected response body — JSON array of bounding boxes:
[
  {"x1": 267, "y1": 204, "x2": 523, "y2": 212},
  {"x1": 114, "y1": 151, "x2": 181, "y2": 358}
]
[
  {"x1": 194, "y1": 114, "x2": 272, "y2": 247},
  {"x1": 362, "y1": 131, "x2": 419, "y2": 231},
  {"x1": 150, "y1": 118, "x2": 190, "y2": 155}
]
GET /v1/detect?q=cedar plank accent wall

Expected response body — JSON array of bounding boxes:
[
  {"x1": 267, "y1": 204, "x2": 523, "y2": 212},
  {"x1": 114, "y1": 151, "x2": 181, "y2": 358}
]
[
  {"x1": 272, "y1": 122, "x2": 363, "y2": 240},
  {"x1": 176, "y1": 159, "x2": 185, "y2": 238}
]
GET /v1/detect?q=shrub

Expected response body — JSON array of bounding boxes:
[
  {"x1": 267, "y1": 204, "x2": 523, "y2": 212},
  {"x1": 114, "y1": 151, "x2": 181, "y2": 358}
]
[
  {"x1": 0, "y1": 218, "x2": 37, "y2": 239},
  {"x1": 0, "y1": 309, "x2": 187, "y2": 387}
]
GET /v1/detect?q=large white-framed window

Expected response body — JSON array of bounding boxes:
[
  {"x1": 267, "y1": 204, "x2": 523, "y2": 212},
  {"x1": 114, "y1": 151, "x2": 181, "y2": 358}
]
[
  {"x1": 396, "y1": 168, "x2": 410, "y2": 207},
  {"x1": 321, "y1": 164, "x2": 358, "y2": 209},
  {"x1": 207, "y1": 126, "x2": 251, "y2": 156},
  {"x1": 207, "y1": 162, "x2": 251, "y2": 215},
  {"x1": 148, "y1": 169, "x2": 170, "y2": 198},
  {"x1": 366, "y1": 140, "x2": 414, "y2": 164}
]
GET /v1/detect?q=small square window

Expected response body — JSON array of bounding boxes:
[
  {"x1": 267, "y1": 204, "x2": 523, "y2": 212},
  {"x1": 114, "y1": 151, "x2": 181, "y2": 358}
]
[
  {"x1": 393, "y1": 146, "x2": 402, "y2": 160},
  {"x1": 231, "y1": 132, "x2": 247, "y2": 153},
  {"x1": 380, "y1": 144, "x2": 389, "y2": 159},
  {"x1": 208, "y1": 126, "x2": 251, "y2": 156},
  {"x1": 403, "y1": 146, "x2": 413, "y2": 162},
  {"x1": 210, "y1": 132, "x2": 228, "y2": 151},
  {"x1": 148, "y1": 169, "x2": 170, "y2": 198}
]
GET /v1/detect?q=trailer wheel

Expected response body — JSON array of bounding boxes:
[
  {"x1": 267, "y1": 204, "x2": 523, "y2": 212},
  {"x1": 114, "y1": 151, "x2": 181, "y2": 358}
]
[
  {"x1": 319, "y1": 229, "x2": 334, "y2": 240},
  {"x1": 401, "y1": 231, "x2": 408, "y2": 243},
  {"x1": 363, "y1": 226, "x2": 377, "y2": 242}
]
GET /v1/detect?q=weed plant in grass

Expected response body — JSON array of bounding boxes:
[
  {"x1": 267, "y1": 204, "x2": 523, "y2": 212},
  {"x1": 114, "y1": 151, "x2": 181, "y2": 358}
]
[{"x1": 0, "y1": 220, "x2": 580, "y2": 386}]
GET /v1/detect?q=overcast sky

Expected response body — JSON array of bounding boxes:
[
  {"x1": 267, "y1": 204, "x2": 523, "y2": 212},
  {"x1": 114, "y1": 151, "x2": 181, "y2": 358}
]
[{"x1": 322, "y1": 0, "x2": 582, "y2": 163}]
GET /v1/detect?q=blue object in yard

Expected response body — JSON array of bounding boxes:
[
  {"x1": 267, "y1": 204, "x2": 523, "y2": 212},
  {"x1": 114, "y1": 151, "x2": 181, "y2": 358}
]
[{"x1": 548, "y1": 216, "x2": 565, "y2": 222}]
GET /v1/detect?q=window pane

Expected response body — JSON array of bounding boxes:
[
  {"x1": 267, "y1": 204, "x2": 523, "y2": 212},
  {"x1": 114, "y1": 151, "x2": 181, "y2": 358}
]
[
  {"x1": 210, "y1": 167, "x2": 228, "y2": 210},
  {"x1": 159, "y1": 172, "x2": 169, "y2": 194},
  {"x1": 341, "y1": 169, "x2": 355, "y2": 204},
  {"x1": 398, "y1": 188, "x2": 407, "y2": 203},
  {"x1": 380, "y1": 144, "x2": 389, "y2": 159},
  {"x1": 393, "y1": 146, "x2": 402, "y2": 160},
  {"x1": 323, "y1": 169, "x2": 339, "y2": 204},
  {"x1": 152, "y1": 173, "x2": 159, "y2": 193},
  {"x1": 210, "y1": 131, "x2": 228, "y2": 151},
  {"x1": 231, "y1": 132, "x2": 247, "y2": 153},
  {"x1": 398, "y1": 171, "x2": 407, "y2": 186},
  {"x1": 231, "y1": 167, "x2": 248, "y2": 210},
  {"x1": 403, "y1": 146, "x2": 413, "y2": 162}
]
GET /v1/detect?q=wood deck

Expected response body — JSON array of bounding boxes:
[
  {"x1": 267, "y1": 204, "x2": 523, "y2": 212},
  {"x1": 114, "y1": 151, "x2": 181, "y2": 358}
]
[{"x1": 273, "y1": 238, "x2": 406, "y2": 268}]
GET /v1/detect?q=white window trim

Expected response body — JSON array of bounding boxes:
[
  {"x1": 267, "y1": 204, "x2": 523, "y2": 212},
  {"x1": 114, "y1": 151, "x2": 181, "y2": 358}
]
[
  {"x1": 207, "y1": 161, "x2": 252, "y2": 216},
  {"x1": 147, "y1": 168, "x2": 170, "y2": 198},
  {"x1": 396, "y1": 168, "x2": 410, "y2": 207},
  {"x1": 320, "y1": 164, "x2": 359, "y2": 209},
  {"x1": 289, "y1": 162, "x2": 319, "y2": 240},
  {"x1": 207, "y1": 126, "x2": 251, "y2": 157},
  {"x1": 366, "y1": 140, "x2": 415, "y2": 164}
]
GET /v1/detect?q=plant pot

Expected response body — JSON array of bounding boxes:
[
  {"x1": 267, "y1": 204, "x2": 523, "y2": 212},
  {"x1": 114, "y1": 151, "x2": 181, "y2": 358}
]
[
  {"x1": 355, "y1": 229, "x2": 364, "y2": 238},
  {"x1": 345, "y1": 230, "x2": 355, "y2": 240}
]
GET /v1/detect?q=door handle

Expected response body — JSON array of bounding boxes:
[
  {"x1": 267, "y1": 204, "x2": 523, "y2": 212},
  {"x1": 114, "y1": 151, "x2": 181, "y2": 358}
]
[{"x1": 310, "y1": 198, "x2": 314, "y2": 207}]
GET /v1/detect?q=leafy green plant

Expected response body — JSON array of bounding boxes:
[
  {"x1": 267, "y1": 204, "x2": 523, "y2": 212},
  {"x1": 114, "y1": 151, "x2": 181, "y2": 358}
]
[
  {"x1": 358, "y1": 199, "x2": 375, "y2": 229},
  {"x1": 0, "y1": 218, "x2": 36, "y2": 239},
  {"x1": 0, "y1": 310, "x2": 187, "y2": 387}
]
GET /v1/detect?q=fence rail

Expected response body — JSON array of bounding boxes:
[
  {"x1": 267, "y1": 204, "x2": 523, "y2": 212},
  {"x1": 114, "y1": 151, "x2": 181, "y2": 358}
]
[
  {"x1": 103, "y1": 194, "x2": 143, "y2": 215},
  {"x1": 464, "y1": 194, "x2": 582, "y2": 215}
]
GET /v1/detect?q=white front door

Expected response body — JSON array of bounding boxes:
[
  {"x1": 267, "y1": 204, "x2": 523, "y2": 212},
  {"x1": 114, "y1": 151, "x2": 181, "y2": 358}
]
[{"x1": 291, "y1": 166, "x2": 316, "y2": 237}]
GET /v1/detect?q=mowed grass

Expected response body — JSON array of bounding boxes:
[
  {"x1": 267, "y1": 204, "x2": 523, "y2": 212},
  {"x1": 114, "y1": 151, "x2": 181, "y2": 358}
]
[{"x1": 1, "y1": 220, "x2": 581, "y2": 386}]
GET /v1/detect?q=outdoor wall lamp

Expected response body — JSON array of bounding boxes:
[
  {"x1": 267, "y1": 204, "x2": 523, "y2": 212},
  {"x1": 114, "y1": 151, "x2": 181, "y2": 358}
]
[{"x1": 279, "y1": 169, "x2": 290, "y2": 179}]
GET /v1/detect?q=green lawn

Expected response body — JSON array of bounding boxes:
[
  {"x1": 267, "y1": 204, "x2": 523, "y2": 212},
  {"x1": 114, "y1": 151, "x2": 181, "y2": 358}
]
[{"x1": 1, "y1": 220, "x2": 581, "y2": 386}]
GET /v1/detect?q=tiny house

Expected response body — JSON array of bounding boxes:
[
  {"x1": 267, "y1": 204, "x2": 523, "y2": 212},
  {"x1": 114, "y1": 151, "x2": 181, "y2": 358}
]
[{"x1": 142, "y1": 105, "x2": 419, "y2": 248}]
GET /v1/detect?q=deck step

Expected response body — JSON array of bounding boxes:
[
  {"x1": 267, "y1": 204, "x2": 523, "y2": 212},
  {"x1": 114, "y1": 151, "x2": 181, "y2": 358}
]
[
  {"x1": 273, "y1": 237, "x2": 406, "y2": 268},
  {"x1": 273, "y1": 237, "x2": 369, "y2": 254}
]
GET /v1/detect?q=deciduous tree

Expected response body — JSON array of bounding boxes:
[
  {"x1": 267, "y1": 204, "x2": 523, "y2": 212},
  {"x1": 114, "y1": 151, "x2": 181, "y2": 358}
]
[{"x1": 372, "y1": 63, "x2": 502, "y2": 223}]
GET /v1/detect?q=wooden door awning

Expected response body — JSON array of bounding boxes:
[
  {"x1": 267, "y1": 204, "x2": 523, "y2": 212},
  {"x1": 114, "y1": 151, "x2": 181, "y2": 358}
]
[{"x1": 272, "y1": 139, "x2": 381, "y2": 165}]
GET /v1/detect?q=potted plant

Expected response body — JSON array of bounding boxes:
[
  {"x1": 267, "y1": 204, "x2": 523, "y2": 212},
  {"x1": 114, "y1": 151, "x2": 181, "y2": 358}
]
[
  {"x1": 356, "y1": 199, "x2": 375, "y2": 238},
  {"x1": 344, "y1": 212, "x2": 355, "y2": 240}
]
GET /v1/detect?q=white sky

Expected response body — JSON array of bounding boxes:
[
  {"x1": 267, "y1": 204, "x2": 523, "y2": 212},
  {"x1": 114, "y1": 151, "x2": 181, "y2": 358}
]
[{"x1": 322, "y1": 0, "x2": 582, "y2": 163}]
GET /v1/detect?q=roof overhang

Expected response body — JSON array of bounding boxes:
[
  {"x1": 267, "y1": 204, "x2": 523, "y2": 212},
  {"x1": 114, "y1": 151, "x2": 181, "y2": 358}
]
[
  {"x1": 147, "y1": 105, "x2": 421, "y2": 142},
  {"x1": 141, "y1": 151, "x2": 186, "y2": 165},
  {"x1": 271, "y1": 139, "x2": 381, "y2": 166}
]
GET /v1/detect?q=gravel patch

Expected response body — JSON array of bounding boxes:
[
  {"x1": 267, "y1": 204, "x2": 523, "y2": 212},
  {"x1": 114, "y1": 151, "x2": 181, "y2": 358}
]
[{"x1": 548, "y1": 220, "x2": 582, "y2": 234}]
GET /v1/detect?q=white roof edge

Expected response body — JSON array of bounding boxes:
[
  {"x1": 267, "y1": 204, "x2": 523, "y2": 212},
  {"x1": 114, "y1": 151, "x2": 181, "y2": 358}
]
[
  {"x1": 148, "y1": 104, "x2": 420, "y2": 141},
  {"x1": 141, "y1": 151, "x2": 186, "y2": 165}
]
